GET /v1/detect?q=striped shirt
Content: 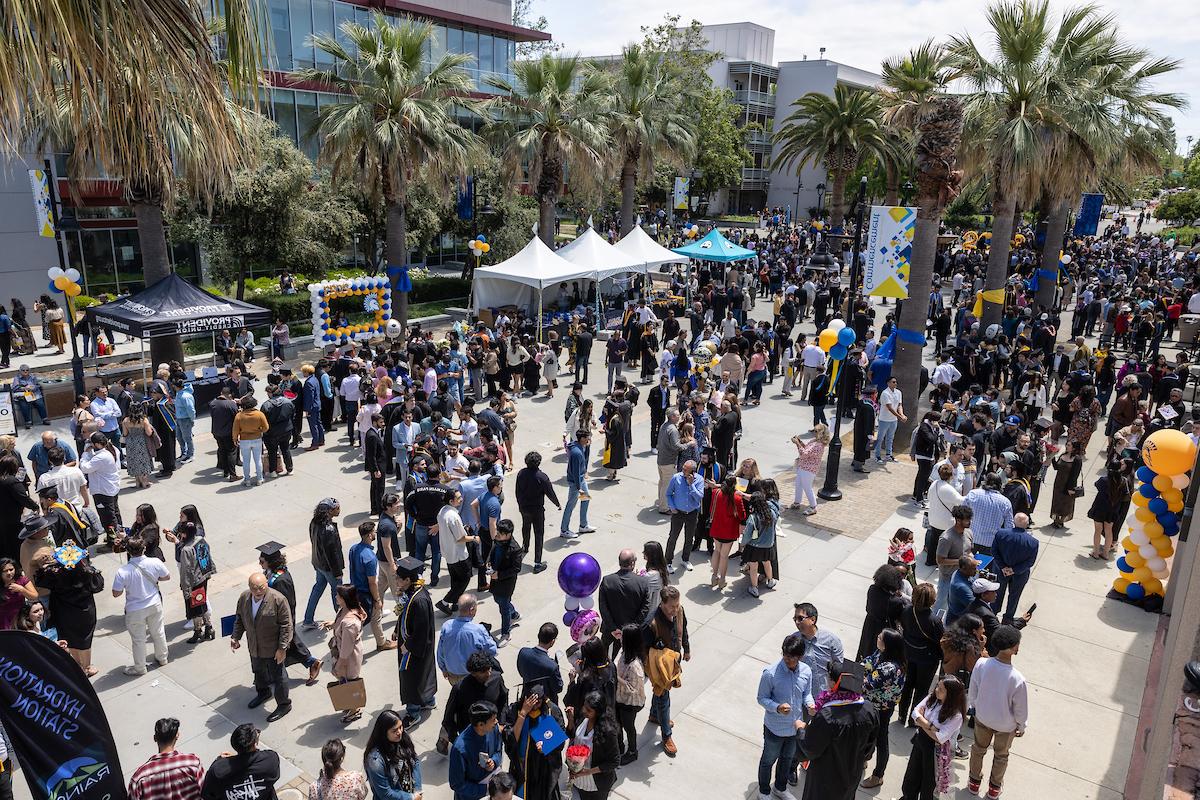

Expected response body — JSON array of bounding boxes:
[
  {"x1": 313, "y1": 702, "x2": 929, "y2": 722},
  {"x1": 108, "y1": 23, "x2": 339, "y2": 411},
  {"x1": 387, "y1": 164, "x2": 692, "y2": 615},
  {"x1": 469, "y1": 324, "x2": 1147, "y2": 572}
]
[{"x1": 128, "y1": 751, "x2": 205, "y2": 800}]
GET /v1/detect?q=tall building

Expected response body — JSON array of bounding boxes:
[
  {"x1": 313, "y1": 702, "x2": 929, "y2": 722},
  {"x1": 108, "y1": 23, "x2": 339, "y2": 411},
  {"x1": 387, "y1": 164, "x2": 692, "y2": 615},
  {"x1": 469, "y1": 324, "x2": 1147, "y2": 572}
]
[
  {"x1": 0, "y1": 0, "x2": 550, "y2": 307},
  {"x1": 586, "y1": 21, "x2": 880, "y2": 216}
]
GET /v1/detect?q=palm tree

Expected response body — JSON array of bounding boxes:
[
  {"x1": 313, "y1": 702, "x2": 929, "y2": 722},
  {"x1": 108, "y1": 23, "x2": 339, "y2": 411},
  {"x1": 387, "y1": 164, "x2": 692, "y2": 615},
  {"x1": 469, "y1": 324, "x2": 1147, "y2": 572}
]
[
  {"x1": 300, "y1": 13, "x2": 480, "y2": 337},
  {"x1": 772, "y1": 84, "x2": 891, "y2": 230},
  {"x1": 608, "y1": 45, "x2": 696, "y2": 236},
  {"x1": 879, "y1": 42, "x2": 964, "y2": 442},
  {"x1": 486, "y1": 55, "x2": 609, "y2": 247},
  {"x1": 947, "y1": 0, "x2": 1157, "y2": 328}
]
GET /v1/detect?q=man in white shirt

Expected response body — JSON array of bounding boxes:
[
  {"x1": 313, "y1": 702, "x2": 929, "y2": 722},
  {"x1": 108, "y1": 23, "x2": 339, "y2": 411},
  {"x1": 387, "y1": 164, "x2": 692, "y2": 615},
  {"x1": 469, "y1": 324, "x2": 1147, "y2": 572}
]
[
  {"x1": 89, "y1": 386, "x2": 124, "y2": 449},
  {"x1": 112, "y1": 534, "x2": 172, "y2": 675},
  {"x1": 874, "y1": 376, "x2": 906, "y2": 462},
  {"x1": 931, "y1": 353, "x2": 961, "y2": 388},
  {"x1": 967, "y1": 626, "x2": 1028, "y2": 798},
  {"x1": 436, "y1": 488, "x2": 479, "y2": 616},
  {"x1": 799, "y1": 341, "x2": 826, "y2": 399}
]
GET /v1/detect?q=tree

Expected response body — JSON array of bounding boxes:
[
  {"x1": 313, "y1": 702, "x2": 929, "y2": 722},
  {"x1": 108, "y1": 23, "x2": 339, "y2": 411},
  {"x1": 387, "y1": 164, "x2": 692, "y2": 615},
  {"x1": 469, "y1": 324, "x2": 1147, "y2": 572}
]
[
  {"x1": 879, "y1": 41, "x2": 964, "y2": 443},
  {"x1": 512, "y1": 0, "x2": 561, "y2": 58},
  {"x1": 772, "y1": 84, "x2": 892, "y2": 230},
  {"x1": 639, "y1": 15, "x2": 719, "y2": 79},
  {"x1": 608, "y1": 45, "x2": 696, "y2": 236},
  {"x1": 170, "y1": 115, "x2": 362, "y2": 297},
  {"x1": 690, "y1": 88, "x2": 752, "y2": 198},
  {"x1": 300, "y1": 12, "x2": 480, "y2": 340},
  {"x1": 486, "y1": 55, "x2": 609, "y2": 248},
  {"x1": 1154, "y1": 190, "x2": 1200, "y2": 225}
]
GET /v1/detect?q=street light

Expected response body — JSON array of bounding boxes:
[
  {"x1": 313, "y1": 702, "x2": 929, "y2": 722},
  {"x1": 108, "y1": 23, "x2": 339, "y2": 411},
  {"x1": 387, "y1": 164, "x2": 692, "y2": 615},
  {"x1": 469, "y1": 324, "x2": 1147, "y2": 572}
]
[
  {"x1": 43, "y1": 159, "x2": 86, "y2": 398},
  {"x1": 817, "y1": 176, "x2": 869, "y2": 502},
  {"x1": 794, "y1": 180, "x2": 804, "y2": 224},
  {"x1": 816, "y1": 182, "x2": 827, "y2": 216},
  {"x1": 901, "y1": 180, "x2": 915, "y2": 205}
]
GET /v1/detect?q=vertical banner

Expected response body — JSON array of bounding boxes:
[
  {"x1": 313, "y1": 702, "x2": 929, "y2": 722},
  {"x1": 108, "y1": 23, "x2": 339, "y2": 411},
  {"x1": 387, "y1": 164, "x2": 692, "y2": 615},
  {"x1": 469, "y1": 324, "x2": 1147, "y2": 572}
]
[
  {"x1": 0, "y1": 631, "x2": 130, "y2": 800},
  {"x1": 0, "y1": 388, "x2": 15, "y2": 436},
  {"x1": 1073, "y1": 192, "x2": 1105, "y2": 237},
  {"x1": 863, "y1": 205, "x2": 915, "y2": 299},
  {"x1": 29, "y1": 169, "x2": 55, "y2": 238},
  {"x1": 672, "y1": 177, "x2": 689, "y2": 211}
]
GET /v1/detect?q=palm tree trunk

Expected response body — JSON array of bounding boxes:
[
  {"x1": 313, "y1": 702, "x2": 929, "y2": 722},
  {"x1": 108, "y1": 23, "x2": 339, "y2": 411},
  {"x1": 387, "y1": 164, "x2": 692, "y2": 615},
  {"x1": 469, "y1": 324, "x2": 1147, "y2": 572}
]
[
  {"x1": 385, "y1": 198, "x2": 408, "y2": 339},
  {"x1": 619, "y1": 158, "x2": 637, "y2": 237},
  {"x1": 536, "y1": 158, "x2": 561, "y2": 248},
  {"x1": 1035, "y1": 199, "x2": 1069, "y2": 310},
  {"x1": 132, "y1": 200, "x2": 183, "y2": 365},
  {"x1": 894, "y1": 197, "x2": 940, "y2": 445},
  {"x1": 883, "y1": 159, "x2": 899, "y2": 207},
  {"x1": 829, "y1": 169, "x2": 848, "y2": 231},
  {"x1": 981, "y1": 180, "x2": 1016, "y2": 329}
]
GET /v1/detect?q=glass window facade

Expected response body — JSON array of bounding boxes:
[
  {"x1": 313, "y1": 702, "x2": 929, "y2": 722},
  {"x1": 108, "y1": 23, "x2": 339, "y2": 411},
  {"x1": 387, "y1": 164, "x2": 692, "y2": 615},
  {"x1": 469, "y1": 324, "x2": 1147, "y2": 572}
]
[{"x1": 290, "y1": 0, "x2": 314, "y2": 69}]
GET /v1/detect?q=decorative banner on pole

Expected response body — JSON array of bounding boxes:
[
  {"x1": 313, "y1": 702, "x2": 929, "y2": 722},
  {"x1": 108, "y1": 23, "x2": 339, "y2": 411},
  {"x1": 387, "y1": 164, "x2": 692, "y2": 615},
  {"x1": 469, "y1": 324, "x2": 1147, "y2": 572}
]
[
  {"x1": 673, "y1": 177, "x2": 689, "y2": 211},
  {"x1": 1072, "y1": 192, "x2": 1105, "y2": 237},
  {"x1": 0, "y1": 388, "x2": 15, "y2": 435},
  {"x1": 0, "y1": 631, "x2": 130, "y2": 800},
  {"x1": 29, "y1": 169, "x2": 55, "y2": 238},
  {"x1": 863, "y1": 205, "x2": 915, "y2": 299}
]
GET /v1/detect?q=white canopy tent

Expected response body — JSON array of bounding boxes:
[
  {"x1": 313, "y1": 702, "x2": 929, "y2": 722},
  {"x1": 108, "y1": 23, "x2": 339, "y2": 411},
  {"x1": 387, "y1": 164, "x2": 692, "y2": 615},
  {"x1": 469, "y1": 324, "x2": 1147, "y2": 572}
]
[
  {"x1": 472, "y1": 236, "x2": 595, "y2": 321},
  {"x1": 557, "y1": 226, "x2": 647, "y2": 280},
  {"x1": 614, "y1": 225, "x2": 689, "y2": 269}
]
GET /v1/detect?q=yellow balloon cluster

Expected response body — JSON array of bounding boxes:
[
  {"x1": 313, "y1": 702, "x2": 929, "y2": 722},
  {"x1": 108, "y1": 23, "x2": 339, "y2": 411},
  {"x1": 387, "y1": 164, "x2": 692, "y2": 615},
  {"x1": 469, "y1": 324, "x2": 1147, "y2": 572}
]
[
  {"x1": 961, "y1": 231, "x2": 979, "y2": 250},
  {"x1": 48, "y1": 267, "x2": 83, "y2": 297}
]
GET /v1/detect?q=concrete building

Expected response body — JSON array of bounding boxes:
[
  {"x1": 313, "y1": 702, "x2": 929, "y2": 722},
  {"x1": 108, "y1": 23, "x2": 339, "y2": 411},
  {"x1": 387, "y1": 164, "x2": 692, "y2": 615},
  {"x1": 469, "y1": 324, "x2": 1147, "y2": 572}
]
[{"x1": 0, "y1": 0, "x2": 550, "y2": 308}]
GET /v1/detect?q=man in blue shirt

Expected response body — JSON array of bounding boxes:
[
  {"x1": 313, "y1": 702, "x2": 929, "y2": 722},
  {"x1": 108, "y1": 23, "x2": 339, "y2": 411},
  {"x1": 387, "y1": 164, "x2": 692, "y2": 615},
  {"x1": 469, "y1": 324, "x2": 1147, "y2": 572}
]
[
  {"x1": 12, "y1": 366, "x2": 50, "y2": 428},
  {"x1": 560, "y1": 429, "x2": 594, "y2": 538},
  {"x1": 665, "y1": 460, "x2": 705, "y2": 573},
  {"x1": 991, "y1": 512, "x2": 1039, "y2": 625},
  {"x1": 26, "y1": 431, "x2": 77, "y2": 480},
  {"x1": 347, "y1": 521, "x2": 397, "y2": 653},
  {"x1": 449, "y1": 701, "x2": 503, "y2": 800},
  {"x1": 173, "y1": 380, "x2": 197, "y2": 463},
  {"x1": 947, "y1": 555, "x2": 979, "y2": 624},
  {"x1": 476, "y1": 475, "x2": 504, "y2": 592},
  {"x1": 756, "y1": 633, "x2": 815, "y2": 800},
  {"x1": 436, "y1": 594, "x2": 498, "y2": 683}
]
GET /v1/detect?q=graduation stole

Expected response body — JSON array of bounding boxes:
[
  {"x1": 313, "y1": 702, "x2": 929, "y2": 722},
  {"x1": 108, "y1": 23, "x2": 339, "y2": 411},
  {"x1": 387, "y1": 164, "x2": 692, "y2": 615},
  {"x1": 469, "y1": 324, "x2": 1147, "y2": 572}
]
[
  {"x1": 51, "y1": 500, "x2": 85, "y2": 531},
  {"x1": 397, "y1": 583, "x2": 425, "y2": 670}
]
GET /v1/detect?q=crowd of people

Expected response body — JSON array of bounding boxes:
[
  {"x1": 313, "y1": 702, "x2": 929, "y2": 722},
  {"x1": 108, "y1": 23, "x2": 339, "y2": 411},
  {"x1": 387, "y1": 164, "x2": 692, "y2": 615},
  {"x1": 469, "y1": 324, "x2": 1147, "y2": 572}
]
[{"x1": 0, "y1": 208, "x2": 1196, "y2": 800}]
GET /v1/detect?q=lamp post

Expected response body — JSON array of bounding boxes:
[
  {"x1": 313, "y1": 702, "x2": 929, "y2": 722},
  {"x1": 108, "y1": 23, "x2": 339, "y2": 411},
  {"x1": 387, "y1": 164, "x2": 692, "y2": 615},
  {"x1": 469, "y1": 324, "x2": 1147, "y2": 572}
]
[
  {"x1": 816, "y1": 182, "x2": 827, "y2": 217},
  {"x1": 793, "y1": 180, "x2": 804, "y2": 225},
  {"x1": 817, "y1": 175, "x2": 869, "y2": 502},
  {"x1": 462, "y1": 177, "x2": 496, "y2": 280},
  {"x1": 43, "y1": 159, "x2": 86, "y2": 398},
  {"x1": 901, "y1": 180, "x2": 915, "y2": 205}
]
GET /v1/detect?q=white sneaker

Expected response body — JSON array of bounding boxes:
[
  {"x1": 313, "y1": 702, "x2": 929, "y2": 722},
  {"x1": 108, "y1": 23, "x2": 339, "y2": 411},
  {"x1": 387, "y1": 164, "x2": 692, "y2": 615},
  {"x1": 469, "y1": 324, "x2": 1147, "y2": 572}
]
[
  {"x1": 764, "y1": 578, "x2": 778, "y2": 589},
  {"x1": 579, "y1": 526, "x2": 596, "y2": 533},
  {"x1": 651, "y1": 448, "x2": 658, "y2": 454},
  {"x1": 684, "y1": 561, "x2": 694, "y2": 571},
  {"x1": 760, "y1": 793, "x2": 773, "y2": 800},
  {"x1": 667, "y1": 564, "x2": 676, "y2": 574},
  {"x1": 748, "y1": 585, "x2": 760, "y2": 597},
  {"x1": 560, "y1": 530, "x2": 578, "y2": 539},
  {"x1": 772, "y1": 789, "x2": 798, "y2": 800}
]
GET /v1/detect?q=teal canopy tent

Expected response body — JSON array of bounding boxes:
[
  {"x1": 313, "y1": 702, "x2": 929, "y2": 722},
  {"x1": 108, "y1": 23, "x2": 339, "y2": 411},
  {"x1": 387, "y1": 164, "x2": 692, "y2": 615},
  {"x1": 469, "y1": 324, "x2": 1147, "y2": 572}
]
[{"x1": 671, "y1": 228, "x2": 759, "y2": 262}]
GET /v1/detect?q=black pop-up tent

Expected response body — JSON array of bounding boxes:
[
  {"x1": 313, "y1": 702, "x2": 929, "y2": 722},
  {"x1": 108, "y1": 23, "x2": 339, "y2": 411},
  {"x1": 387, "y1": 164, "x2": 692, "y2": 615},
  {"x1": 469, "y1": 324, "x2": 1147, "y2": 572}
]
[{"x1": 85, "y1": 273, "x2": 271, "y2": 338}]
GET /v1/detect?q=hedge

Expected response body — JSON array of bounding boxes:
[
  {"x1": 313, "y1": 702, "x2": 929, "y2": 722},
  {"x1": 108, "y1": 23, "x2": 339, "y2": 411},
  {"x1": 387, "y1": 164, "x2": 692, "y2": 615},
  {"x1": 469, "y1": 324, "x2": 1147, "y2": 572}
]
[{"x1": 253, "y1": 276, "x2": 470, "y2": 324}]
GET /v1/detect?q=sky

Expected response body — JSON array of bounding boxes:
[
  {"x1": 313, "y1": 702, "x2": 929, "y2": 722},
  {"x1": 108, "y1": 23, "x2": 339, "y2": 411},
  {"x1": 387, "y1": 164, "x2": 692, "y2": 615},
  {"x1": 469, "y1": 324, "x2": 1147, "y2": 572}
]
[{"x1": 534, "y1": 0, "x2": 1197, "y2": 152}]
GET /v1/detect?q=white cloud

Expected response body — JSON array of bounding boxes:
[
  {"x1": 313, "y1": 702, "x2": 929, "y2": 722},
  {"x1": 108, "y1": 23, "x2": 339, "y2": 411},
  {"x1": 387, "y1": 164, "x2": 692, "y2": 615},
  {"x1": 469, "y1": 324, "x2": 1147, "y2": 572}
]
[{"x1": 537, "y1": 0, "x2": 1195, "y2": 147}]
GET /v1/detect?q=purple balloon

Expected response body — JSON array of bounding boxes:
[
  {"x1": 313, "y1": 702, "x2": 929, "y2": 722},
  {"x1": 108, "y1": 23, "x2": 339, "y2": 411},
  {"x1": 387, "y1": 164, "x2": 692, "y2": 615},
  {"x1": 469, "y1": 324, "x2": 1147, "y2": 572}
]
[
  {"x1": 562, "y1": 610, "x2": 579, "y2": 627},
  {"x1": 557, "y1": 552, "x2": 602, "y2": 598}
]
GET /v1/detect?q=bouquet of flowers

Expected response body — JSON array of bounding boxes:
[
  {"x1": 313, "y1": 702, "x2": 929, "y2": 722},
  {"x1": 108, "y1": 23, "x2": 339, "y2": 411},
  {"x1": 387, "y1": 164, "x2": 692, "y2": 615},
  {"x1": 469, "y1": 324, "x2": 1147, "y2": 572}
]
[{"x1": 565, "y1": 744, "x2": 592, "y2": 788}]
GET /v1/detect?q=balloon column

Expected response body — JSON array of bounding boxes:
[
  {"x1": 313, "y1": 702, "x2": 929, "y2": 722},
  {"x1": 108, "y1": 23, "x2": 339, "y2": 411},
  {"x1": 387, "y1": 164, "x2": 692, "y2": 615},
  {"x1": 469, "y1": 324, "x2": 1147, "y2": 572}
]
[
  {"x1": 818, "y1": 318, "x2": 857, "y2": 391},
  {"x1": 557, "y1": 552, "x2": 602, "y2": 643},
  {"x1": 47, "y1": 266, "x2": 83, "y2": 298},
  {"x1": 1113, "y1": 429, "x2": 1197, "y2": 602},
  {"x1": 467, "y1": 235, "x2": 490, "y2": 259}
]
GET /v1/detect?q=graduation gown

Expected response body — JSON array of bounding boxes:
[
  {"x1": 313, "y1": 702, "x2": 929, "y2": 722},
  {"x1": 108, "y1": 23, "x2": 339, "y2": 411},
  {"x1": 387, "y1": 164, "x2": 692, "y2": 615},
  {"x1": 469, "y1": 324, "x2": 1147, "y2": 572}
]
[
  {"x1": 266, "y1": 567, "x2": 314, "y2": 668},
  {"x1": 502, "y1": 701, "x2": 565, "y2": 800},
  {"x1": 800, "y1": 697, "x2": 878, "y2": 800},
  {"x1": 603, "y1": 411, "x2": 628, "y2": 470},
  {"x1": 397, "y1": 583, "x2": 437, "y2": 706}
]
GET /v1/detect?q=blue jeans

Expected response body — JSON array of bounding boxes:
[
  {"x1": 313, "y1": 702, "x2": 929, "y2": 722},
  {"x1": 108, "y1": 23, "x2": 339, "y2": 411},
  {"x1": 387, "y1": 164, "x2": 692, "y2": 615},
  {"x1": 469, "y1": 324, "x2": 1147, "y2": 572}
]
[
  {"x1": 993, "y1": 569, "x2": 1031, "y2": 624},
  {"x1": 177, "y1": 417, "x2": 195, "y2": 460},
  {"x1": 307, "y1": 410, "x2": 324, "y2": 445},
  {"x1": 744, "y1": 370, "x2": 767, "y2": 402},
  {"x1": 561, "y1": 479, "x2": 590, "y2": 532},
  {"x1": 240, "y1": 438, "x2": 263, "y2": 481},
  {"x1": 759, "y1": 727, "x2": 798, "y2": 794},
  {"x1": 413, "y1": 522, "x2": 442, "y2": 582},
  {"x1": 15, "y1": 397, "x2": 49, "y2": 426},
  {"x1": 495, "y1": 593, "x2": 516, "y2": 636},
  {"x1": 303, "y1": 567, "x2": 340, "y2": 625},
  {"x1": 651, "y1": 690, "x2": 672, "y2": 738},
  {"x1": 875, "y1": 419, "x2": 898, "y2": 460},
  {"x1": 933, "y1": 571, "x2": 951, "y2": 615}
]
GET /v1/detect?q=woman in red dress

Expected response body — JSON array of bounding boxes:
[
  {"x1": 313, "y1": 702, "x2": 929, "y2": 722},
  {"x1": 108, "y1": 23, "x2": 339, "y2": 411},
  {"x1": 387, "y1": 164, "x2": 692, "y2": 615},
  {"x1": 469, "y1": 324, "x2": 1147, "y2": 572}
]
[{"x1": 707, "y1": 474, "x2": 745, "y2": 592}]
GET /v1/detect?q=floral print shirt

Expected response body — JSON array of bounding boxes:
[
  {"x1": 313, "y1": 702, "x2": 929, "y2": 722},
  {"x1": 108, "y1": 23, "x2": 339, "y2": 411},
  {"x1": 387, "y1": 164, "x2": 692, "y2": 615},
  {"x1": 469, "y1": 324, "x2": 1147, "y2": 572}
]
[{"x1": 861, "y1": 650, "x2": 904, "y2": 709}]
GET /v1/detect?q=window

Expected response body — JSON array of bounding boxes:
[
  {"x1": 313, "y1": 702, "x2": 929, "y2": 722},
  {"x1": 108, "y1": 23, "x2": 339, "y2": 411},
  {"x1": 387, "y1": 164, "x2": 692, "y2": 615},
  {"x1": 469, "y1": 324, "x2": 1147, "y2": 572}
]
[
  {"x1": 462, "y1": 29, "x2": 478, "y2": 66},
  {"x1": 430, "y1": 24, "x2": 446, "y2": 63},
  {"x1": 446, "y1": 25, "x2": 463, "y2": 58},
  {"x1": 295, "y1": 91, "x2": 320, "y2": 161},
  {"x1": 64, "y1": 231, "x2": 84, "y2": 275},
  {"x1": 171, "y1": 243, "x2": 200, "y2": 281},
  {"x1": 80, "y1": 230, "x2": 116, "y2": 293},
  {"x1": 312, "y1": 0, "x2": 334, "y2": 66},
  {"x1": 273, "y1": 88, "x2": 298, "y2": 143},
  {"x1": 494, "y1": 36, "x2": 509, "y2": 78},
  {"x1": 112, "y1": 229, "x2": 142, "y2": 291},
  {"x1": 478, "y1": 33, "x2": 493, "y2": 75},
  {"x1": 354, "y1": 6, "x2": 369, "y2": 27},
  {"x1": 268, "y1": 0, "x2": 291, "y2": 69},
  {"x1": 290, "y1": 0, "x2": 314, "y2": 70}
]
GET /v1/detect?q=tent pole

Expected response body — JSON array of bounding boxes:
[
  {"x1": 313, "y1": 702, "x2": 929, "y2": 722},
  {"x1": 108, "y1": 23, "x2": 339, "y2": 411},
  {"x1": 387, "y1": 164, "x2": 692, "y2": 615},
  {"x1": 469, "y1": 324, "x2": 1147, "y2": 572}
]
[
  {"x1": 140, "y1": 337, "x2": 147, "y2": 392},
  {"x1": 537, "y1": 288, "x2": 543, "y2": 343},
  {"x1": 212, "y1": 332, "x2": 217, "y2": 368}
]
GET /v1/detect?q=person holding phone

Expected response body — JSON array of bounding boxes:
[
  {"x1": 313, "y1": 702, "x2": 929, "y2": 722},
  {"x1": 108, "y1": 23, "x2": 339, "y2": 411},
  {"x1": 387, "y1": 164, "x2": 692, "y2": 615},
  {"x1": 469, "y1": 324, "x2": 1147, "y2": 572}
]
[{"x1": 449, "y1": 701, "x2": 503, "y2": 800}]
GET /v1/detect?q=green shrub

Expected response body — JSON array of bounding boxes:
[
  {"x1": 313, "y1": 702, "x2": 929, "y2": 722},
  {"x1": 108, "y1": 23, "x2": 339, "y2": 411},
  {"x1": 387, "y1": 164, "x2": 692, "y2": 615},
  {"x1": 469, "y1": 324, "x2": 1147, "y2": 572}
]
[
  {"x1": 1163, "y1": 226, "x2": 1200, "y2": 247},
  {"x1": 409, "y1": 276, "x2": 469, "y2": 303},
  {"x1": 73, "y1": 295, "x2": 102, "y2": 309}
]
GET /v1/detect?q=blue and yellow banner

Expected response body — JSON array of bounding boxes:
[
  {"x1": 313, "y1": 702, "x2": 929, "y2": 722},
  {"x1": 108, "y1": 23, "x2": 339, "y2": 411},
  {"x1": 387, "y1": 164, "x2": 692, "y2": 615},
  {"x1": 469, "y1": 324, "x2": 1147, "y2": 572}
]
[{"x1": 864, "y1": 205, "x2": 915, "y2": 299}]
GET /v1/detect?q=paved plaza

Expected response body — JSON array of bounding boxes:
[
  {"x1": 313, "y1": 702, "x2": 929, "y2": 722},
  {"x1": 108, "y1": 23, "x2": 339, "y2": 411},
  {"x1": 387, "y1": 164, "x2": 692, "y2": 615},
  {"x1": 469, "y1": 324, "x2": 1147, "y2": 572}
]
[{"x1": 7, "y1": 314, "x2": 1156, "y2": 800}]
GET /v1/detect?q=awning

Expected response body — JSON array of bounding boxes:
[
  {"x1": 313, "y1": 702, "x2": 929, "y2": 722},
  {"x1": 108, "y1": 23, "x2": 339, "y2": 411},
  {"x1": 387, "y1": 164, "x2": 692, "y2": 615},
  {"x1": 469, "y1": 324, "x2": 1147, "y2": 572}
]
[{"x1": 85, "y1": 274, "x2": 272, "y2": 338}]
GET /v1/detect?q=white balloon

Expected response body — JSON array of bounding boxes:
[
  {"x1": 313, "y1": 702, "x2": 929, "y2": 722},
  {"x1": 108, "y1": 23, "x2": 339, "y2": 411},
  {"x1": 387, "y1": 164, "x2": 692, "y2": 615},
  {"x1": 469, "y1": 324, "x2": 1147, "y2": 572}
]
[
  {"x1": 47, "y1": 267, "x2": 64, "y2": 280},
  {"x1": 1128, "y1": 518, "x2": 1145, "y2": 534},
  {"x1": 579, "y1": 595, "x2": 595, "y2": 610},
  {"x1": 1139, "y1": 543, "x2": 1159, "y2": 559},
  {"x1": 385, "y1": 319, "x2": 402, "y2": 339},
  {"x1": 65, "y1": 268, "x2": 81, "y2": 282},
  {"x1": 1172, "y1": 474, "x2": 1190, "y2": 490},
  {"x1": 1060, "y1": 254, "x2": 1072, "y2": 265},
  {"x1": 1152, "y1": 568, "x2": 1170, "y2": 579},
  {"x1": 564, "y1": 597, "x2": 581, "y2": 611},
  {"x1": 828, "y1": 319, "x2": 847, "y2": 332},
  {"x1": 1130, "y1": 529, "x2": 1150, "y2": 546},
  {"x1": 1147, "y1": 557, "x2": 1168, "y2": 572}
]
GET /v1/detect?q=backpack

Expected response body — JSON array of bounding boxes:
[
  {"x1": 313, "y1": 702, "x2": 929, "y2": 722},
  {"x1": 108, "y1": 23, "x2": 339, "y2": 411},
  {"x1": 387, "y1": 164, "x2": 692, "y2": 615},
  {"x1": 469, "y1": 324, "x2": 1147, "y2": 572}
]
[{"x1": 193, "y1": 537, "x2": 218, "y2": 579}]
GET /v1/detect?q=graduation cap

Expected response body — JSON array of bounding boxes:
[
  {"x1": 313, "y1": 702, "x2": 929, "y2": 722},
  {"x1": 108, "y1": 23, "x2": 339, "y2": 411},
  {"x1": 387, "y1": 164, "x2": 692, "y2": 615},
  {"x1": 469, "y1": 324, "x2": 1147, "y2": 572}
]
[
  {"x1": 394, "y1": 556, "x2": 425, "y2": 578},
  {"x1": 255, "y1": 541, "x2": 286, "y2": 557},
  {"x1": 828, "y1": 658, "x2": 865, "y2": 694}
]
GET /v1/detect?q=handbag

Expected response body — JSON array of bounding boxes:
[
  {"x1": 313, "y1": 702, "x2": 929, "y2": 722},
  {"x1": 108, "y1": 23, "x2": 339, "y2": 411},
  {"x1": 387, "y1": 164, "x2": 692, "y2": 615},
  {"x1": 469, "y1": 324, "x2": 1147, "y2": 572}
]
[
  {"x1": 1070, "y1": 485, "x2": 1086, "y2": 498},
  {"x1": 188, "y1": 585, "x2": 207, "y2": 609},
  {"x1": 326, "y1": 678, "x2": 367, "y2": 711}
]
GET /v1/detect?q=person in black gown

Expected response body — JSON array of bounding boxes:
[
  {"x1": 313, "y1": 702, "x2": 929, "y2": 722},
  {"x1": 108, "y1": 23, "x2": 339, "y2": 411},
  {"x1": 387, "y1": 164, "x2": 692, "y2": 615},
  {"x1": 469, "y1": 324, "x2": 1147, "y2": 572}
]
[
  {"x1": 395, "y1": 555, "x2": 437, "y2": 725},
  {"x1": 257, "y1": 541, "x2": 321, "y2": 684},
  {"x1": 502, "y1": 684, "x2": 566, "y2": 800}
]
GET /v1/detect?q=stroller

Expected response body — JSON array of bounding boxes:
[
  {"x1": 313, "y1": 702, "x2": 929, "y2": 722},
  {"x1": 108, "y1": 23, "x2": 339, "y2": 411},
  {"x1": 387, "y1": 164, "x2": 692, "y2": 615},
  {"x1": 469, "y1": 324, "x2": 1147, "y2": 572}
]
[{"x1": 8, "y1": 319, "x2": 37, "y2": 355}]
